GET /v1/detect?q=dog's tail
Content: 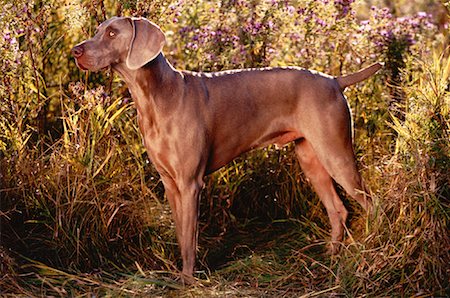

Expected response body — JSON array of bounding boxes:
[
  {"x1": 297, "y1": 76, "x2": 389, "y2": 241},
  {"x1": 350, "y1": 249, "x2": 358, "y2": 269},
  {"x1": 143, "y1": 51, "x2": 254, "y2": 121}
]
[{"x1": 336, "y1": 62, "x2": 383, "y2": 90}]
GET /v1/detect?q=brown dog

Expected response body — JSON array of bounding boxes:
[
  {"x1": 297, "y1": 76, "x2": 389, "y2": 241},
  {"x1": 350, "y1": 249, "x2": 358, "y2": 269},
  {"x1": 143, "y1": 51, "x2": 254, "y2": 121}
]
[{"x1": 72, "y1": 16, "x2": 380, "y2": 282}]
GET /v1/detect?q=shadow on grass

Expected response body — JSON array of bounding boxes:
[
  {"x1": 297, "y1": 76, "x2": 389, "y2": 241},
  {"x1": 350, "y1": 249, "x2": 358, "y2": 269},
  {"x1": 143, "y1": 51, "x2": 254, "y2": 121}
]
[{"x1": 1, "y1": 211, "x2": 339, "y2": 296}]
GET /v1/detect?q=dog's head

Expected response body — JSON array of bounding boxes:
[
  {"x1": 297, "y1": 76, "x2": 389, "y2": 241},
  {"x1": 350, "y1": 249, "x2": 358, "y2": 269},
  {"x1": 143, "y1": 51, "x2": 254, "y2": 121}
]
[{"x1": 71, "y1": 17, "x2": 166, "y2": 71}]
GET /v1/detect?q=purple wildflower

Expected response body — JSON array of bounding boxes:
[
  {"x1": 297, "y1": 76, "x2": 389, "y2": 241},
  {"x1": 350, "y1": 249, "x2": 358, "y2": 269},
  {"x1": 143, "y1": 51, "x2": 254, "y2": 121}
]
[
  {"x1": 417, "y1": 11, "x2": 427, "y2": 18},
  {"x1": 286, "y1": 5, "x2": 295, "y2": 15},
  {"x1": 187, "y1": 42, "x2": 198, "y2": 50},
  {"x1": 316, "y1": 18, "x2": 326, "y2": 27}
]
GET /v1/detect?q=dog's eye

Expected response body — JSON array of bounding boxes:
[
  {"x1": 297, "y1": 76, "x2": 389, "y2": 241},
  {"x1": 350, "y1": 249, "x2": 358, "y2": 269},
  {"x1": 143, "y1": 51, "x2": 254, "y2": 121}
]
[{"x1": 108, "y1": 30, "x2": 116, "y2": 38}]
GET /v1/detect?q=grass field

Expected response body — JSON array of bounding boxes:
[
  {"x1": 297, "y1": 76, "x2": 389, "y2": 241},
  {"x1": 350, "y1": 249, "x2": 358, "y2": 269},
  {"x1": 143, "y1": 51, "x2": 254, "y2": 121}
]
[{"x1": 1, "y1": 0, "x2": 449, "y2": 296}]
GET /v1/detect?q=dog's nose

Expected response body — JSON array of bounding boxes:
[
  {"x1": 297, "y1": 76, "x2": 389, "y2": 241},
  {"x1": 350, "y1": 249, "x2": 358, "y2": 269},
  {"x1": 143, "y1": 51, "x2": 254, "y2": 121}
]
[{"x1": 71, "y1": 45, "x2": 84, "y2": 58}]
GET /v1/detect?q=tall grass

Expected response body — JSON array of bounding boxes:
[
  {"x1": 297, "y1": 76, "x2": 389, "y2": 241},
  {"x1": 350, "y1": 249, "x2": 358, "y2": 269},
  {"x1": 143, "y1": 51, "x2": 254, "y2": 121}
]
[
  {"x1": 336, "y1": 48, "x2": 449, "y2": 296},
  {"x1": 1, "y1": 0, "x2": 449, "y2": 296}
]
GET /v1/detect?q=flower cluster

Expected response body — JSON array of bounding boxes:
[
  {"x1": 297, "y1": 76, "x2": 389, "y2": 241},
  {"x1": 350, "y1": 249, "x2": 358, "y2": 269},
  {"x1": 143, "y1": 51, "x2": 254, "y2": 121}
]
[
  {"x1": 334, "y1": 0, "x2": 355, "y2": 19},
  {"x1": 179, "y1": 25, "x2": 240, "y2": 52},
  {"x1": 168, "y1": 0, "x2": 183, "y2": 23},
  {"x1": 360, "y1": 7, "x2": 436, "y2": 51},
  {"x1": 175, "y1": 0, "x2": 293, "y2": 69},
  {"x1": 169, "y1": 0, "x2": 445, "y2": 80},
  {"x1": 1, "y1": 4, "x2": 27, "y2": 69},
  {"x1": 170, "y1": 0, "x2": 440, "y2": 74},
  {"x1": 0, "y1": 3, "x2": 30, "y2": 97},
  {"x1": 63, "y1": 0, "x2": 88, "y2": 33},
  {"x1": 69, "y1": 82, "x2": 110, "y2": 109}
]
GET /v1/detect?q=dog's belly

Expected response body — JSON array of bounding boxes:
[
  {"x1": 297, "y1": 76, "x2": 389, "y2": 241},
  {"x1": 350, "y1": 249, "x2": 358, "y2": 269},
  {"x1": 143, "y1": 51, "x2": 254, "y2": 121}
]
[
  {"x1": 257, "y1": 130, "x2": 302, "y2": 148},
  {"x1": 205, "y1": 129, "x2": 302, "y2": 175}
]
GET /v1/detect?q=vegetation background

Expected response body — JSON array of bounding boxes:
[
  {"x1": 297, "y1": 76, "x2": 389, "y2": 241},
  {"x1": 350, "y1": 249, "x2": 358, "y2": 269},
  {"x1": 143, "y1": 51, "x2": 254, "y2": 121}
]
[{"x1": 0, "y1": 0, "x2": 449, "y2": 296}]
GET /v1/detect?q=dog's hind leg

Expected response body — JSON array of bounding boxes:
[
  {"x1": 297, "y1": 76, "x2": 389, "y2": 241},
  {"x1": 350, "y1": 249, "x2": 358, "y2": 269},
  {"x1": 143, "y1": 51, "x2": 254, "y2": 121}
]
[{"x1": 295, "y1": 139, "x2": 348, "y2": 253}]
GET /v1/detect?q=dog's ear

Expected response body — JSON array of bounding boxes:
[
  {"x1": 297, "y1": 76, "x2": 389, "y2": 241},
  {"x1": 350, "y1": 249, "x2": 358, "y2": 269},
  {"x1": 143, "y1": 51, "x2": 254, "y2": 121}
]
[{"x1": 126, "y1": 18, "x2": 165, "y2": 70}]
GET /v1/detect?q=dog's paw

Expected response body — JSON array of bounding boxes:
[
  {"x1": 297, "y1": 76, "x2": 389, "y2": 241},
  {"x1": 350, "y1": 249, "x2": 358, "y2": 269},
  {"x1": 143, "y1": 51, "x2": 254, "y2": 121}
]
[{"x1": 327, "y1": 241, "x2": 341, "y2": 255}]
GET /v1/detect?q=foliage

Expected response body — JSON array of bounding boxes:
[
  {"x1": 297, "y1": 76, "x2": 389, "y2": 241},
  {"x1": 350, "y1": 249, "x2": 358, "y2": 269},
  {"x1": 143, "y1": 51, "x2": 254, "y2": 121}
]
[{"x1": 0, "y1": 0, "x2": 448, "y2": 296}]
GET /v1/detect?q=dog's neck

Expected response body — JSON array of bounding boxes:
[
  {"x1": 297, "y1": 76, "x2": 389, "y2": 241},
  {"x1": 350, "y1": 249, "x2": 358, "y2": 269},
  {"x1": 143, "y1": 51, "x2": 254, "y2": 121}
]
[
  {"x1": 113, "y1": 53, "x2": 178, "y2": 98},
  {"x1": 112, "y1": 53, "x2": 184, "y2": 120}
]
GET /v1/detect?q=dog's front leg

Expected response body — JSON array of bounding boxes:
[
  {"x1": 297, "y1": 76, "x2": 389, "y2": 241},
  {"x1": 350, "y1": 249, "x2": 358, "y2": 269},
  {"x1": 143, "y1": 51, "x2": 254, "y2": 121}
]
[{"x1": 161, "y1": 176, "x2": 202, "y2": 284}]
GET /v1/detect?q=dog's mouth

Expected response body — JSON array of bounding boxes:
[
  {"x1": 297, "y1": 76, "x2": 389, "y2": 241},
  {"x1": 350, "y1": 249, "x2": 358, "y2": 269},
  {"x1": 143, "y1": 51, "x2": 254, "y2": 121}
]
[
  {"x1": 74, "y1": 59, "x2": 88, "y2": 71},
  {"x1": 74, "y1": 59, "x2": 108, "y2": 72}
]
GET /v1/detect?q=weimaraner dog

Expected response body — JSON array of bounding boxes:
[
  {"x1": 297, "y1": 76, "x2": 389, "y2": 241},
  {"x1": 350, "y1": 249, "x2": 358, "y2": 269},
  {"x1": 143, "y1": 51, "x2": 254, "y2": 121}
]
[{"x1": 72, "y1": 16, "x2": 381, "y2": 282}]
